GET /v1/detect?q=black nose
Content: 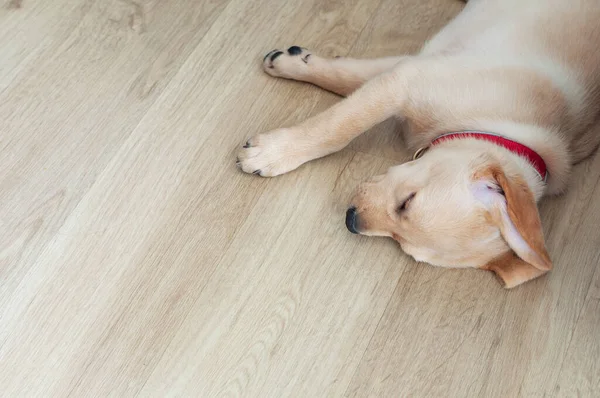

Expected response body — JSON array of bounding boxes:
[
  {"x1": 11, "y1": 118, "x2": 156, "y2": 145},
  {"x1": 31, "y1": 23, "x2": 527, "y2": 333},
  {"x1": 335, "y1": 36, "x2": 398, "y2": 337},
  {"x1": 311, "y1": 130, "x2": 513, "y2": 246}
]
[{"x1": 345, "y1": 206, "x2": 359, "y2": 234}]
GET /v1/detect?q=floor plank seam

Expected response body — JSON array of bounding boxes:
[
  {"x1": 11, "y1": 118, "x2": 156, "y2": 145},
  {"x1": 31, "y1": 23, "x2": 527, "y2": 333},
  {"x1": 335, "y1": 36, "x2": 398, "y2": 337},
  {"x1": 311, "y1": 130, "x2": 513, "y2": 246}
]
[{"x1": 342, "y1": 275, "x2": 403, "y2": 396}]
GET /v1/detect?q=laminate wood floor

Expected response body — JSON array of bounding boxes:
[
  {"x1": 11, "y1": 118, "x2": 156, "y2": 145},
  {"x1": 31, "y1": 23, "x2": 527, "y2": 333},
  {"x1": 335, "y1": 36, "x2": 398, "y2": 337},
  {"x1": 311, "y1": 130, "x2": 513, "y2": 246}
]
[{"x1": 1, "y1": 0, "x2": 599, "y2": 396}]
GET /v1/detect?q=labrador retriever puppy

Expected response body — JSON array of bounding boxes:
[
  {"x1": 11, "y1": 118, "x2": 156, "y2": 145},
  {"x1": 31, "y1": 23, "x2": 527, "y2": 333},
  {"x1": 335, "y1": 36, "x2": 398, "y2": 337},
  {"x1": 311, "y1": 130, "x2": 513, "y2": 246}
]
[{"x1": 237, "y1": 0, "x2": 600, "y2": 288}]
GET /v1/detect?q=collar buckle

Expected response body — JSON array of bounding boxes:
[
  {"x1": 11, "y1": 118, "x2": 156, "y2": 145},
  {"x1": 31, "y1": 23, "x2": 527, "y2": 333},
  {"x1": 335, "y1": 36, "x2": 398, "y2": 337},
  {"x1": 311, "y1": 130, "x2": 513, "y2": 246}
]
[{"x1": 412, "y1": 147, "x2": 428, "y2": 160}]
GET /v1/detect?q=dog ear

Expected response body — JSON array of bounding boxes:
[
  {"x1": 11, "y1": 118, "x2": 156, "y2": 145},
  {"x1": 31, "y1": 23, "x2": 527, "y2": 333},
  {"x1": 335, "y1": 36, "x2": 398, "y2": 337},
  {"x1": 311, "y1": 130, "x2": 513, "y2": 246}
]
[
  {"x1": 473, "y1": 165, "x2": 552, "y2": 287},
  {"x1": 481, "y1": 251, "x2": 548, "y2": 288}
]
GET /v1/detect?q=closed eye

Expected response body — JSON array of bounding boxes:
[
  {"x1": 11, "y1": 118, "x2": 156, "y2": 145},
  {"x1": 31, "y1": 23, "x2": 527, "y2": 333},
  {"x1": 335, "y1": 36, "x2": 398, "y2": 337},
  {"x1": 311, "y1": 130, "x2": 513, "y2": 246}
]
[{"x1": 397, "y1": 192, "x2": 416, "y2": 213}]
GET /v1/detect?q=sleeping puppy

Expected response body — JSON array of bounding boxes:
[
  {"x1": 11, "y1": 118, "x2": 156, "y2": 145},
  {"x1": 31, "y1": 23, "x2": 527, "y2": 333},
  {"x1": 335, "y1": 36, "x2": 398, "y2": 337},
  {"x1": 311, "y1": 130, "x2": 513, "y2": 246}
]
[{"x1": 236, "y1": 0, "x2": 600, "y2": 288}]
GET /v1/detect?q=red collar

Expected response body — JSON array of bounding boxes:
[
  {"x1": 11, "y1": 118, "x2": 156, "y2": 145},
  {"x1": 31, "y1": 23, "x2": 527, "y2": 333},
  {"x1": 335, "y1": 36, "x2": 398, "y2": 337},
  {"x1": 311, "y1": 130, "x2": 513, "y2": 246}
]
[{"x1": 415, "y1": 131, "x2": 548, "y2": 181}]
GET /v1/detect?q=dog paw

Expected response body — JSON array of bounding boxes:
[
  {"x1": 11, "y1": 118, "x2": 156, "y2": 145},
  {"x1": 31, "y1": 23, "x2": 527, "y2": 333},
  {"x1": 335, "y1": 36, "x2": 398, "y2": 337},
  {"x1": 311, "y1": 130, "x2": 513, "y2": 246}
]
[
  {"x1": 262, "y1": 46, "x2": 312, "y2": 79},
  {"x1": 236, "y1": 129, "x2": 308, "y2": 177}
]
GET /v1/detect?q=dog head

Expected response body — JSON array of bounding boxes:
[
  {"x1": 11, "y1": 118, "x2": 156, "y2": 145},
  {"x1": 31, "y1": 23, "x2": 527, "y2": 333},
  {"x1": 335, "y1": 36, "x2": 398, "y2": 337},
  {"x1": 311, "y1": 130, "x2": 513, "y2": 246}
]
[{"x1": 346, "y1": 145, "x2": 552, "y2": 288}]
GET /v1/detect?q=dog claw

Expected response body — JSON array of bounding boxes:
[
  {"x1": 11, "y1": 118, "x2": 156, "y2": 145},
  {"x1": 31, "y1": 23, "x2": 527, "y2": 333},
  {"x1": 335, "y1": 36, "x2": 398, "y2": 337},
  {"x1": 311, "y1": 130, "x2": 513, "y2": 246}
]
[
  {"x1": 270, "y1": 51, "x2": 284, "y2": 62},
  {"x1": 253, "y1": 169, "x2": 262, "y2": 175},
  {"x1": 263, "y1": 50, "x2": 277, "y2": 61}
]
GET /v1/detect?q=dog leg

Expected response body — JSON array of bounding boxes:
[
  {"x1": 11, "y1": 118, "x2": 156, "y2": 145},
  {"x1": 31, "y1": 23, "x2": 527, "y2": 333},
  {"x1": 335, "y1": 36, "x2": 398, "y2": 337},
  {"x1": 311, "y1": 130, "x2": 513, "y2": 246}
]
[
  {"x1": 571, "y1": 121, "x2": 600, "y2": 163},
  {"x1": 262, "y1": 46, "x2": 405, "y2": 96},
  {"x1": 239, "y1": 55, "x2": 567, "y2": 177},
  {"x1": 237, "y1": 68, "x2": 405, "y2": 176}
]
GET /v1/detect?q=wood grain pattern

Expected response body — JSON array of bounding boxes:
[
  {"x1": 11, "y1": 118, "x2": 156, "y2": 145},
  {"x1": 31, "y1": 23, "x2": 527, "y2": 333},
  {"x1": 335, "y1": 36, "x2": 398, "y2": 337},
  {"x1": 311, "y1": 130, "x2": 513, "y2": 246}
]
[{"x1": 0, "y1": 0, "x2": 598, "y2": 396}]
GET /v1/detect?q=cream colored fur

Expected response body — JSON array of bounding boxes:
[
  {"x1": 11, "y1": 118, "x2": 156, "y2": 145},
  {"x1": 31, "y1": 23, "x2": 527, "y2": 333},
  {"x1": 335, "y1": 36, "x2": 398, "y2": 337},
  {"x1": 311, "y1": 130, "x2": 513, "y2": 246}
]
[{"x1": 237, "y1": 0, "x2": 600, "y2": 288}]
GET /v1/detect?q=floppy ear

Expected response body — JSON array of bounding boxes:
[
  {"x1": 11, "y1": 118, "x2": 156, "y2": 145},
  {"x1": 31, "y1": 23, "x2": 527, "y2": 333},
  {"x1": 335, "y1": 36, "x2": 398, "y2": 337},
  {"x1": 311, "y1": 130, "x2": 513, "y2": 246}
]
[
  {"x1": 481, "y1": 252, "x2": 548, "y2": 288},
  {"x1": 473, "y1": 165, "x2": 552, "y2": 288}
]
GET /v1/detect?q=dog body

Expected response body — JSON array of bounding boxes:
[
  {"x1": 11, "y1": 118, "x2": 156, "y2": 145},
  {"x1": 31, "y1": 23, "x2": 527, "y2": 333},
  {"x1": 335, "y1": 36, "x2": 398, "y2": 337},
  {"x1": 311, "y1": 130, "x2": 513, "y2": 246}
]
[
  {"x1": 421, "y1": 0, "x2": 600, "y2": 173},
  {"x1": 237, "y1": 0, "x2": 600, "y2": 287}
]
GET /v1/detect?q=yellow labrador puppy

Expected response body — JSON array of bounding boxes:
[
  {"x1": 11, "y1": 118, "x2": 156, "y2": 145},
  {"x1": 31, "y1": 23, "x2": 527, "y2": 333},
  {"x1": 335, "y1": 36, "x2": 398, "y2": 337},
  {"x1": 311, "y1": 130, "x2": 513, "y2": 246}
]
[{"x1": 237, "y1": 0, "x2": 600, "y2": 288}]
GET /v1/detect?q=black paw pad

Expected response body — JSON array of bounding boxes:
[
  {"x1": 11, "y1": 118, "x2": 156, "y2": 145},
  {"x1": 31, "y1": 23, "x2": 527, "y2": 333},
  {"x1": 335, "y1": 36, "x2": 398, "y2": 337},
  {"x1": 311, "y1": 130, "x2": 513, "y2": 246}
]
[
  {"x1": 270, "y1": 51, "x2": 284, "y2": 62},
  {"x1": 287, "y1": 46, "x2": 303, "y2": 56}
]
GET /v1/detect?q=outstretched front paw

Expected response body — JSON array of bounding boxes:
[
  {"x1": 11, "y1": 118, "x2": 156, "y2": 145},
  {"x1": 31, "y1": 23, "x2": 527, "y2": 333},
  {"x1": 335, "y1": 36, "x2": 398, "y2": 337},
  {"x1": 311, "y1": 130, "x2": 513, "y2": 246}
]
[
  {"x1": 262, "y1": 46, "x2": 312, "y2": 79},
  {"x1": 236, "y1": 129, "x2": 308, "y2": 177}
]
